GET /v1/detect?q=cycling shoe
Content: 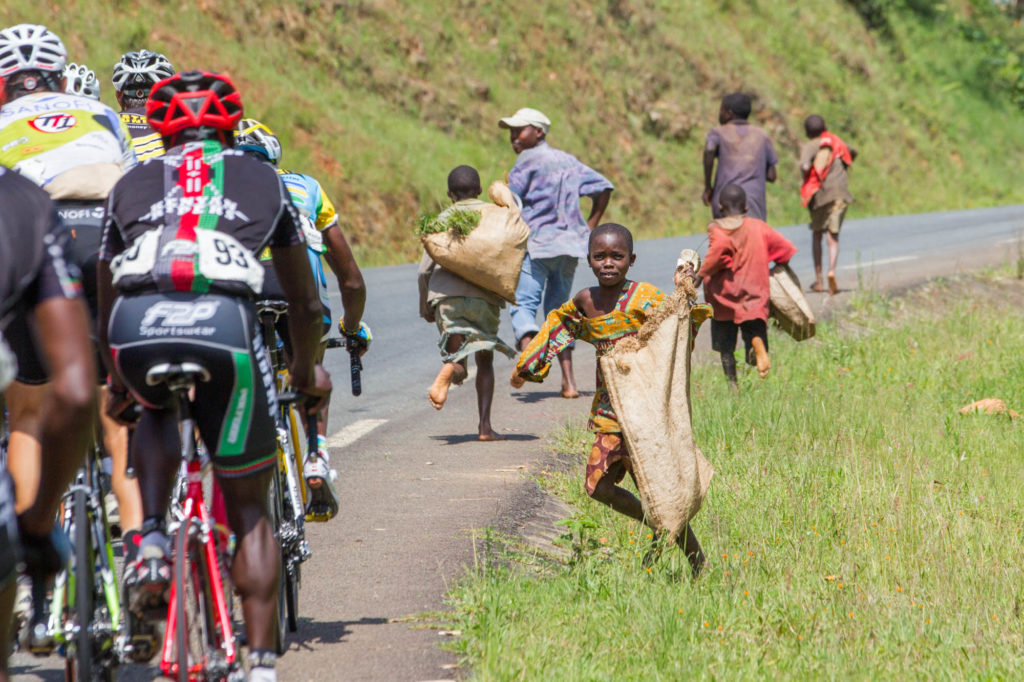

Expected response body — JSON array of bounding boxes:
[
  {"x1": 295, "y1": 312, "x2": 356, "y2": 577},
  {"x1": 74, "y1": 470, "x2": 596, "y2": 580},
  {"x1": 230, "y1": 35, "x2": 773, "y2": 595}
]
[
  {"x1": 303, "y1": 454, "x2": 338, "y2": 521},
  {"x1": 125, "y1": 543, "x2": 171, "y2": 615}
]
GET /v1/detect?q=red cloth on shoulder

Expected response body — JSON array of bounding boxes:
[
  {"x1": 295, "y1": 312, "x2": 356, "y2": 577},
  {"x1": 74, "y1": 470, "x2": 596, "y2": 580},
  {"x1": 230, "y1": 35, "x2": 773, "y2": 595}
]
[
  {"x1": 698, "y1": 216, "x2": 797, "y2": 323},
  {"x1": 800, "y1": 131, "x2": 853, "y2": 208}
]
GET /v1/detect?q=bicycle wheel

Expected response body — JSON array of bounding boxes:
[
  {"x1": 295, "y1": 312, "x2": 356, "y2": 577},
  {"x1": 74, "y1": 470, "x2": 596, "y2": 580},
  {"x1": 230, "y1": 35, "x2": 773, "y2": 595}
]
[
  {"x1": 67, "y1": 488, "x2": 93, "y2": 682},
  {"x1": 174, "y1": 519, "x2": 219, "y2": 682},
  {"x1": 268, "y1": 470, "x2": 286, "y2": 654}
]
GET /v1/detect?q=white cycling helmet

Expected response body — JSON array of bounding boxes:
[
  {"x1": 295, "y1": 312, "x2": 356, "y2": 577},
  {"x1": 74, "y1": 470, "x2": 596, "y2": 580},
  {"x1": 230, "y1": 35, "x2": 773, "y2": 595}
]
[
  {"x1": 0, "y1": 331, "x2": 16, "y2": 394},
  {"x1": 112, "y1": 49, "x2": 174, "y2": 93},
  {"x1": 235, "y1": 118, "x2": 282, "y2": 165},
  {"x1": 0, "y1": 24, "x2": 67, "y2": 78},
  {"x1": 64, "y1": 62, "x2": 100, "y2": 99}
]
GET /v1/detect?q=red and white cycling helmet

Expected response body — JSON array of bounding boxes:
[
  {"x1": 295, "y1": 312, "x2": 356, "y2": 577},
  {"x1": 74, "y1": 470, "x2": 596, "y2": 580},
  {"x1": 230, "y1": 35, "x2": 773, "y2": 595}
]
[
  {"x1": 146, "y1": 70, "x2": 243, "y2": 139},
  {"x1": 0, "y1": 24, "x2": 67, "y2": 78}
]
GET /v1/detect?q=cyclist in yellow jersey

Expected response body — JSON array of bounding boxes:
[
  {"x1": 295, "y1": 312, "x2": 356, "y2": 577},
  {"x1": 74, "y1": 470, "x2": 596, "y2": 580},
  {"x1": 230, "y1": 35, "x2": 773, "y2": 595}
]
[
  {"x1": 112, "y1": 50, "x2": 174, "y2": 161},
  {"x1": 0, "y1": 25, "x2": 143, "y2": 616},
  {"x1": 236, "y1": 118, "x2": 368, "y2": 520}
]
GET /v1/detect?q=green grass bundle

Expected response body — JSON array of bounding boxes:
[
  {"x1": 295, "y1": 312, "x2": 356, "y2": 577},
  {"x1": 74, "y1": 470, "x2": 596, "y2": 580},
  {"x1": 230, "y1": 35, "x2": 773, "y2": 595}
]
[{"x1": 417, "y1": 209, "x2": 481, "y2": 238}]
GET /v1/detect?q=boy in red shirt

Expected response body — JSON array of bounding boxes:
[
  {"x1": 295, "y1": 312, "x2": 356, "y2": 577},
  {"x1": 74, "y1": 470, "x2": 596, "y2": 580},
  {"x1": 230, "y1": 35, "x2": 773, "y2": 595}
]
[{"x1": 698, "y1": 184, "x2": 796, "y2": 389}]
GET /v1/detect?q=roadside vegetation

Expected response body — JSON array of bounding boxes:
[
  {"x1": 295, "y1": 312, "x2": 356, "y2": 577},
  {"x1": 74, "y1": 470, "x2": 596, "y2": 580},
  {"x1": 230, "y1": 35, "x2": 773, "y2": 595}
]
[
  {"x1": 447, "y1": 271, "x2": 1024, "y2": 679},
  {"x1": 9, "y1": 1, "x2": 1024, "y2": 264}
]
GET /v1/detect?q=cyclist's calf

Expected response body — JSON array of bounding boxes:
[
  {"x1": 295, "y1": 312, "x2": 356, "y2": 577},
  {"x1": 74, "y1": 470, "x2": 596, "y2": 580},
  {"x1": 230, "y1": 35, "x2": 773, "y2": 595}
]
[{"x1": 218, "y1": 469, "x2": 279, "y2": 652}]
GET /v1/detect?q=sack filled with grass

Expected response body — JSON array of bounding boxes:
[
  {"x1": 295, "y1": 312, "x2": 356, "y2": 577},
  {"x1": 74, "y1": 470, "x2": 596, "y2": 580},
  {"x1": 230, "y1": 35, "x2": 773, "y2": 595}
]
[{"x1": 420, "y1": 182, "x2": 529, "y2": 303}]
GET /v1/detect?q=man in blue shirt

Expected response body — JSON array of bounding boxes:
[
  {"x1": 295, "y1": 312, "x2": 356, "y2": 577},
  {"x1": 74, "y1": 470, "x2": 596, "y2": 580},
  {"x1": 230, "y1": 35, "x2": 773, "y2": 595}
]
[{"x1": 499, "y1": 107, "x2": 613, "y2": 398}]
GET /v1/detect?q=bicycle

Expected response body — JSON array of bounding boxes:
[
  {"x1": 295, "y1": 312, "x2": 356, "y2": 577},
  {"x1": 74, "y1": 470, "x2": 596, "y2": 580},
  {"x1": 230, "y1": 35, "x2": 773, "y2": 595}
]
[
  {"x1": 255, "y1": 301, "x2": 365, "y2": 647},
  {"x1": 256, "y1": 301, "x2": 314, "y2": 646},
  {"x1": 24, "y1": 438, "x2": 128, "y2": 680},
  {"x1": 143, "y1": 361, "x2": 242, "y2": 682}
]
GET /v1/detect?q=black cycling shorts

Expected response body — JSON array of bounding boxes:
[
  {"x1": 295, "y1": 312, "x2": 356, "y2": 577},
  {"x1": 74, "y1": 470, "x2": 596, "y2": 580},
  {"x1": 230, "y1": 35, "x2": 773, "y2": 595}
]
[
  {"x1": 6, "y1": 311, "x2": 47, "y2": 385},
  {"x1": 108, "y1": 292, "x2": 277, "y2": 478},
  {"x1": 57, "y1": 200, "x2": 104, "y2": 326}
]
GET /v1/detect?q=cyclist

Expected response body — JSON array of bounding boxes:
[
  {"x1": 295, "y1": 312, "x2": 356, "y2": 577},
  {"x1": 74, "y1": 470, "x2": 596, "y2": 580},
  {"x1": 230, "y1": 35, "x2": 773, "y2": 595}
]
[
  {"x1": 0, "y1": 167, "x2": 96, "y2": 681},
  {"x1": 63, "y1": 62, "x2": 100, "y2": 100},
  {"x1": 112, "y1": 49, "x2": 174, "y2": 161},
  {"x1": 235, "y1": 117, "x2": 368, "y2": 519},
  {"x1": 0, "y1": 23, "x2": 143, "y2": 592},
  {"x1": 96, "y1": 70, "x2": 331, "y2": 681}
]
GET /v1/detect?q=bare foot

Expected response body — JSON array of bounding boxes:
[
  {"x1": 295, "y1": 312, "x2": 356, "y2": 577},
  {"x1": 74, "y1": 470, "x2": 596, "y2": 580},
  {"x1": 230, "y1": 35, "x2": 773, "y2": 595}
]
[
  {"x1": 827, "y1": 272, "x2": 839, "y2": 295},
  {"x1": 810, "y1": 281, "x2": 826, "y2": 293},
  {"x1": 750, "y1": 337, "x2": 770, "y2": 379},
  {"x1": 478, "y1": 430, "x2": 506, "y2": 442},
  {"x1": 561, "y1": 388, "x2": 580, "y2": 399},
  {"x1": 428, "y1": 363, "x2": 462, "y2": 410}
]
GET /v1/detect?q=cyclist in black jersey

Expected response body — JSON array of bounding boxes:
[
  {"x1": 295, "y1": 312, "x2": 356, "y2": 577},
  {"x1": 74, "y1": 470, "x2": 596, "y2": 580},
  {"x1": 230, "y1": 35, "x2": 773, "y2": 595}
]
[
  {"x1": 96, "y1": 71, "x2": 330, "y2": 681},
  {"x1": 0, "y1": 167, "x2": 96, "y2": 682},
  {"x1": 0, "y1": 23, "x2": 144, "y2": 593}
]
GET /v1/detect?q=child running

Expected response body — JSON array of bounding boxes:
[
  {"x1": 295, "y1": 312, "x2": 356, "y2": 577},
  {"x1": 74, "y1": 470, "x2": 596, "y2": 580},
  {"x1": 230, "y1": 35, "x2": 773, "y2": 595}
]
[
  {"x1": 512, "y1": 223, "x2": 705, "y2": 575},
  {"x1": 698, "y1": 184, "x2": 797, "y2": 389},
  {"x1": 418, "y1": 165, "x2": 516, "y2": 441}
]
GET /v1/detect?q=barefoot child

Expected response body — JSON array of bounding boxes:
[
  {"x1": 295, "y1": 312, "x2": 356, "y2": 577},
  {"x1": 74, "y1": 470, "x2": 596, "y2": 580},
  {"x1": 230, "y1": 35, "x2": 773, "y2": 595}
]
[
  {"x1": 418, "y1": 165, "x2": 516, "y2": 441},
  {"x1": 512, "y1": 223, "x2": 705, "y2": 573},
  {"x1": 698, "y1": 184, "x2": 797, "y2": 389},
  {"x1": 800, "y1": 115, "x2": 856, "y2": 295}
]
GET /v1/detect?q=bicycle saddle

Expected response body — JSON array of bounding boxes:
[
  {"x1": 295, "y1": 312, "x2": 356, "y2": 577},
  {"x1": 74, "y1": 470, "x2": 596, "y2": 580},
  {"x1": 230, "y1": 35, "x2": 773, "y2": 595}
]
[{"x1": 144, "y1": 362, "x2": 211, "y2": 390}]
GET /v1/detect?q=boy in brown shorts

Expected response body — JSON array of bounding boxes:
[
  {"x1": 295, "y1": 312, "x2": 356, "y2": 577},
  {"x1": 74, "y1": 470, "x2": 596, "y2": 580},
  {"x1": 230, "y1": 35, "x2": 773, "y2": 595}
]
[
  {"x1": 419, "y1": 165, "x2": 515, "y2": 441},
  {"x1": 800, "y1": 115, "x2": 857, "y2": 294}
]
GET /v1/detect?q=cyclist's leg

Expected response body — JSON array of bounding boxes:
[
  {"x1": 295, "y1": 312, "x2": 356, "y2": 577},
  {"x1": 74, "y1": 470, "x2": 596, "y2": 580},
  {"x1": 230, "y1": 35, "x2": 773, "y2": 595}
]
[
  {"x1": 98, "y1": 386, "x2": 142, "y2": 546},
  {"x1": 131, "y1": 407, "x2": 181, "y2": 522},
  {"x1": 3, "y1": 315, "x2": 50, "y2": 515},
  {"x1": 217, "y1": 470, "x2": 278, "y2": 652},
  {"x1": 4, "y1": 381, "x2": 45, "y2": 515},
  {"x1": 123, "y1": 406, "x2": 178, "y2": 607}
]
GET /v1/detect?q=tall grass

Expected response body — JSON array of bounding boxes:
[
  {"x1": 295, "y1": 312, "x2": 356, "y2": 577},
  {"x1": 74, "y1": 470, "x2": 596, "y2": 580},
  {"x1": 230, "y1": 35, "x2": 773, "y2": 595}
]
[{"x1": 447, "y1": 274, "x2": 1024, "y2": 679}]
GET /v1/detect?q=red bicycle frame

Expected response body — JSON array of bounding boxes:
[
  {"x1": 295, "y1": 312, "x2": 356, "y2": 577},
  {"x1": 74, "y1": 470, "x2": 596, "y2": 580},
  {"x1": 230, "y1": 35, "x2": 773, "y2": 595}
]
[{"x1": 159, "y1": 457, "x2": 237, "y2": 679}]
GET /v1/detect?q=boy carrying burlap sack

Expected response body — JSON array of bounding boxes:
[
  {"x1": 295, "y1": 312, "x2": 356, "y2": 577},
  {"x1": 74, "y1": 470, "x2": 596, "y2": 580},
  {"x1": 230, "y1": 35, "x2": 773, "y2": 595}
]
[{"x1": 418, "y1": 165, "x2": 516, "y2": 441}]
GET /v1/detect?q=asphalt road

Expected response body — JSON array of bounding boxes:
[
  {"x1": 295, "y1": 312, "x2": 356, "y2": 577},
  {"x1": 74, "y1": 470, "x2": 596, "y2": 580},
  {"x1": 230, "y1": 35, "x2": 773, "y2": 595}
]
[{"x1": 11, "y1": 204, "x2": 1024, "y2": 681}]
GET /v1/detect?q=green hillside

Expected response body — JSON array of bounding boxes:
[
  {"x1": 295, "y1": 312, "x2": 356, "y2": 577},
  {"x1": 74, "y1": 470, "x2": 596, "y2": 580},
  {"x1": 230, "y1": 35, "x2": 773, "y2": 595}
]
[{"x1": 9, "y1": 0, "x2": 1024, "y2": 264}]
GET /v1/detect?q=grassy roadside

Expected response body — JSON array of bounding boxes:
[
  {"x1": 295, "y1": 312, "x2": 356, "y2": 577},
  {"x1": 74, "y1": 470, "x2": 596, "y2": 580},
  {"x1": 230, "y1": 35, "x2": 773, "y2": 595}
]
[{"x1": 446, "y1": 271, "x2": 1024, "y2": 679}]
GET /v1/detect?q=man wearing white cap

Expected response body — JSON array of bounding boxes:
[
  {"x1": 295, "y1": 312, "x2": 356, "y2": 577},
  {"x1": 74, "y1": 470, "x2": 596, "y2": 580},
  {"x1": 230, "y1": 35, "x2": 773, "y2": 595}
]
[{"x1": 499, "y1": 107, "x2": 613, "y2": 399}]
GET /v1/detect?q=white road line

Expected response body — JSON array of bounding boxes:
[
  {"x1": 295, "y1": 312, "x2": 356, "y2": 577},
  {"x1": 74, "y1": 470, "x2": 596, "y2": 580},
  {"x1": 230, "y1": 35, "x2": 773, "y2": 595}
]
[
  {"x1": 839, "y1": 255, "x2": 918, "y2": 270},
  {"x1": 326, "y1": 418, "x2": 388, "y2": 450}
]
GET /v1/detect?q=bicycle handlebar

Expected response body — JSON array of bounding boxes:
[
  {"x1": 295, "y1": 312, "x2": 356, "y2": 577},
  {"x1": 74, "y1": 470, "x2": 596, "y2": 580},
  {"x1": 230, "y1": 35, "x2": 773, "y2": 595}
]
[{"x1": 325, "y1": 337, "x2": 363, "y2": 397}]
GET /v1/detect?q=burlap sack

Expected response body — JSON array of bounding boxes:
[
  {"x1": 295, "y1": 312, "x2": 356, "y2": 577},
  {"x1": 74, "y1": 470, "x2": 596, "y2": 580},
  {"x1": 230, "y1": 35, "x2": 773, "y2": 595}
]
[
  {"x1": 769, "y1": 263, "x2": 816, "y2": 341},
  {"x1": 600, "y1": 282, "x2": 714, "y2": 544},
  {"x1": 421, "y1": 182, "x2": 529, "y2": 304}
]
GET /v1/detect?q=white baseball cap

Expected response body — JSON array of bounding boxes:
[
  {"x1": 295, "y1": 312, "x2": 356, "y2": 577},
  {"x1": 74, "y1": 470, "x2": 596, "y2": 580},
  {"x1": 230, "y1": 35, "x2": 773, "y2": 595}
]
[{"x1": 498, "y1": 107, "x2": 551, "y2": 134}]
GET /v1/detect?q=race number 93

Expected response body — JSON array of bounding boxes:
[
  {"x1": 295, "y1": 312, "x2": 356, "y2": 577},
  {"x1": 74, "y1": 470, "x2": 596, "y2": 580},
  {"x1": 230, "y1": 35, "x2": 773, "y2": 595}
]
[{"x1": 195, "y1": 231, "x2": 265, "y2": 294}]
